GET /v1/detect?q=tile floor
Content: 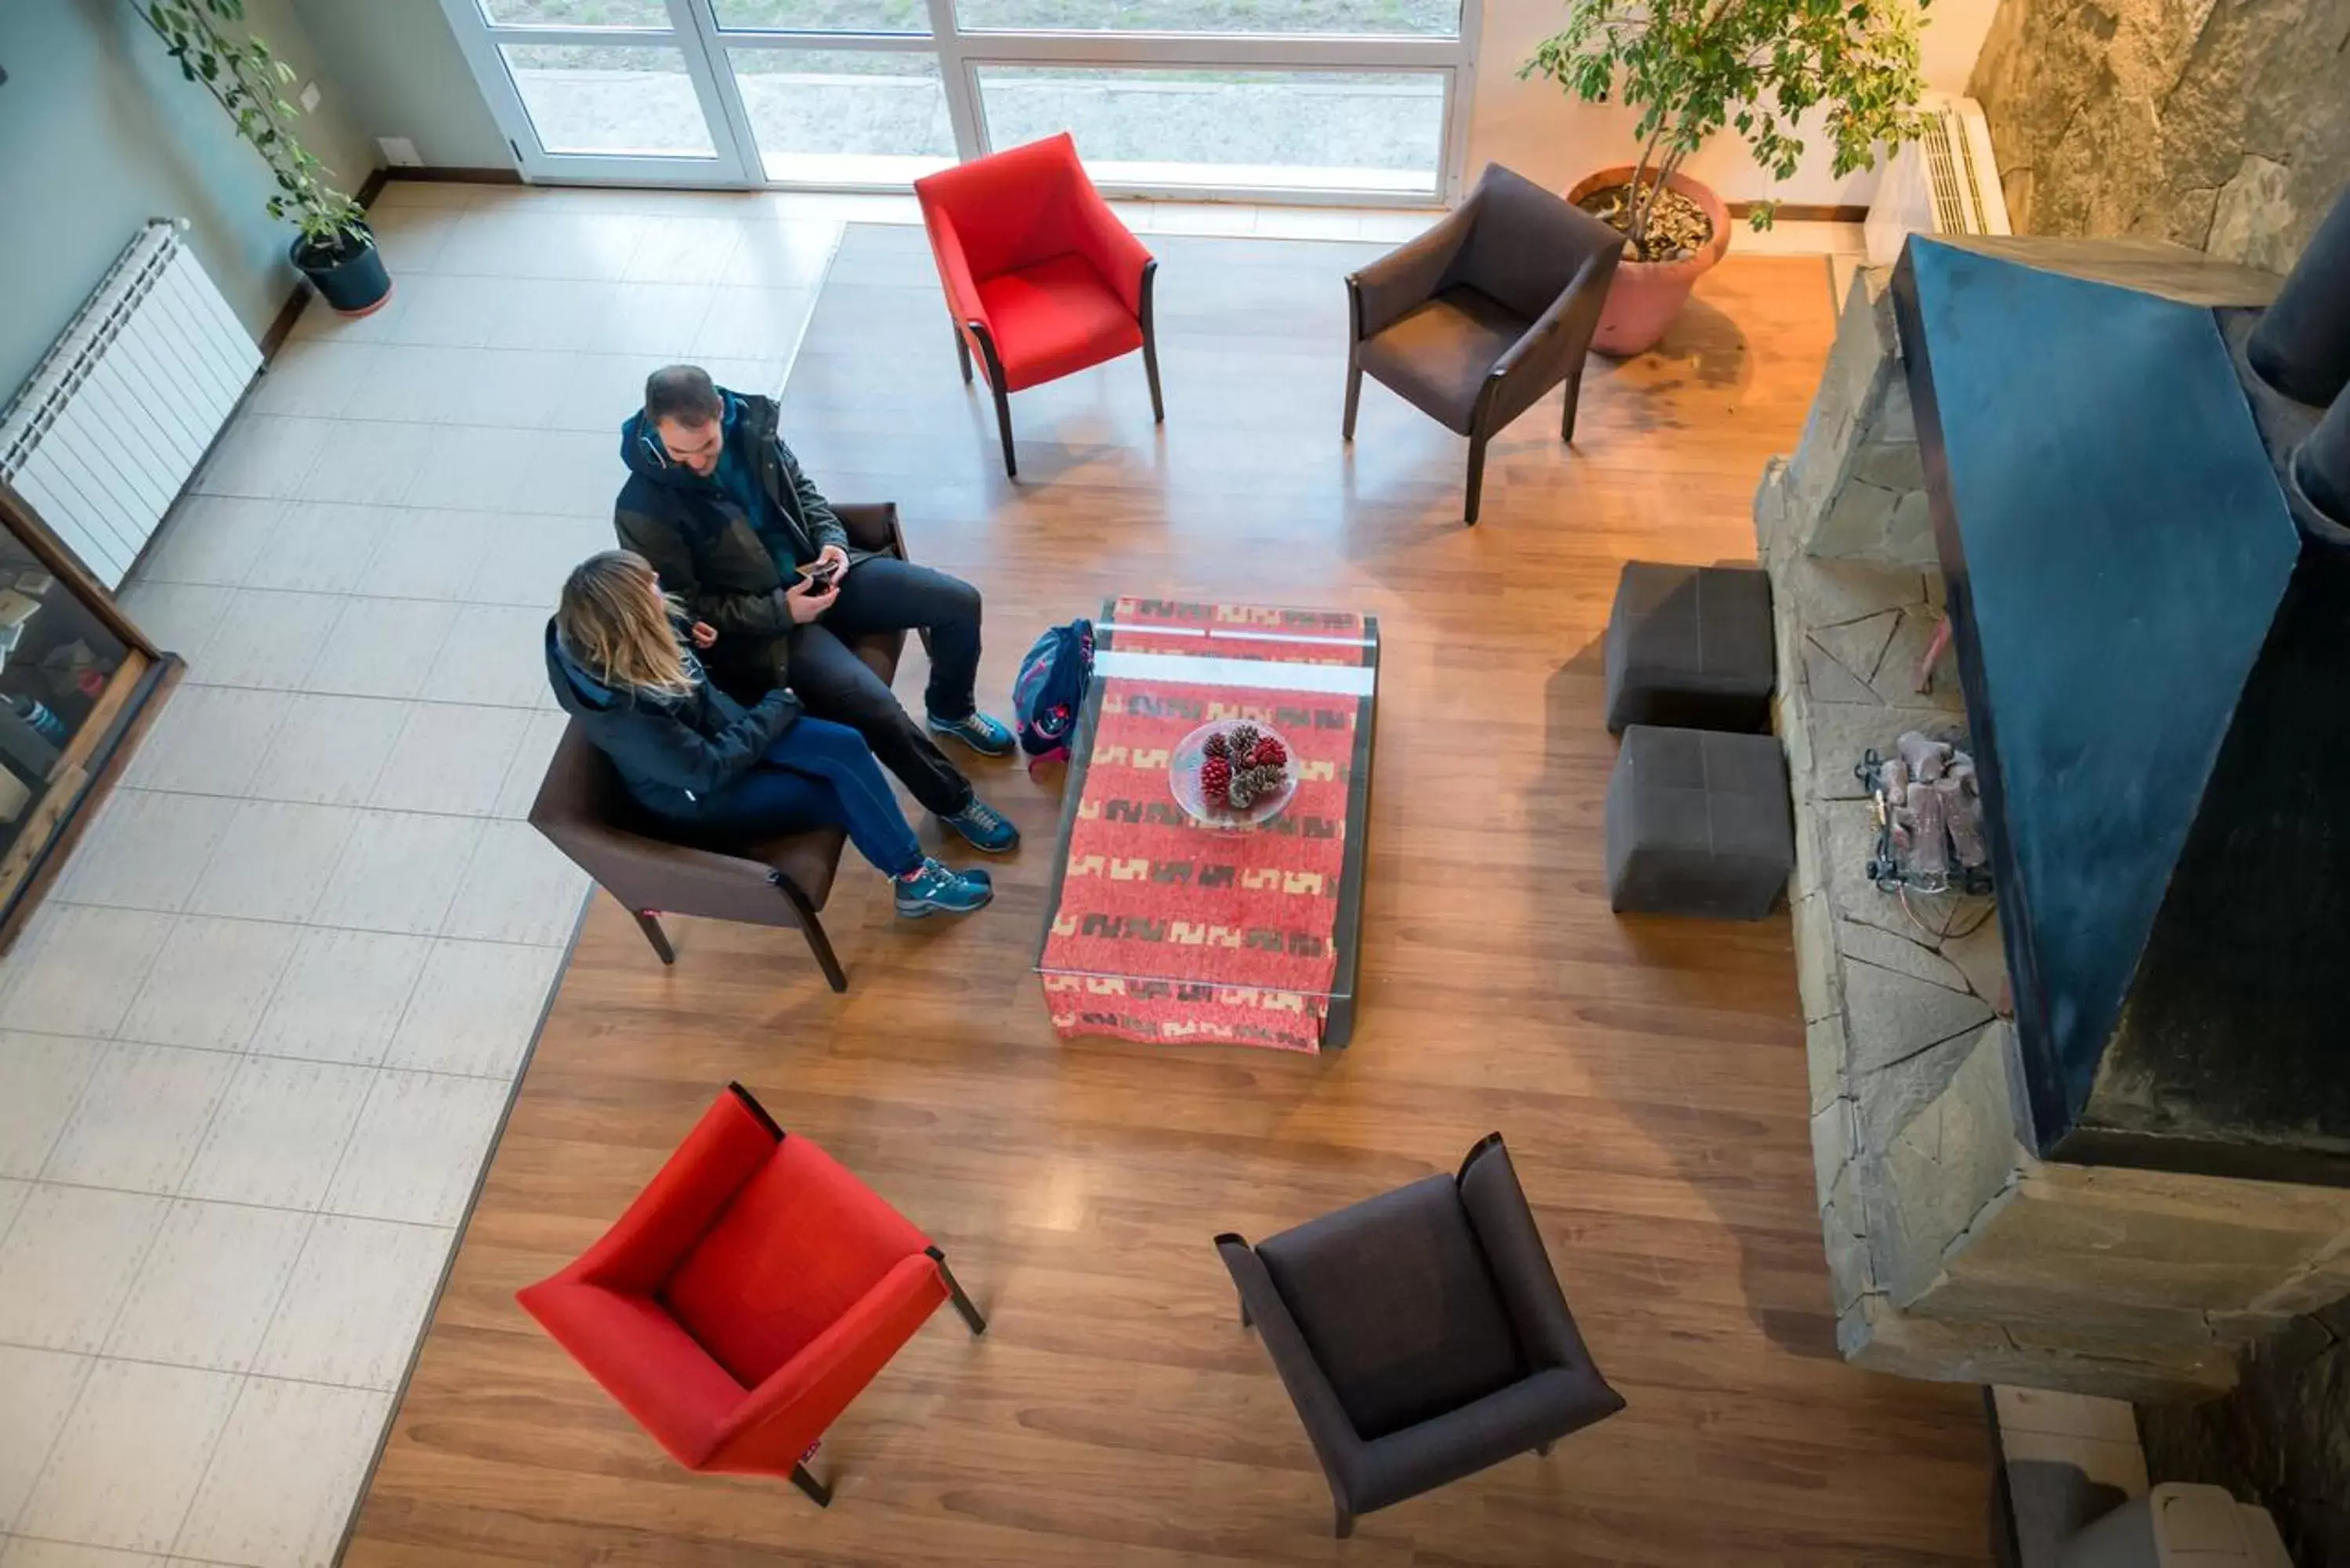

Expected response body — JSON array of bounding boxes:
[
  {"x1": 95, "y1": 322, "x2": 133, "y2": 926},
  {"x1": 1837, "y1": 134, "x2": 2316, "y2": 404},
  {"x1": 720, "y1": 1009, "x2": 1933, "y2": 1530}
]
[{"x1": 0, "y1": 178, "x2": 1864, "y2": 1568}]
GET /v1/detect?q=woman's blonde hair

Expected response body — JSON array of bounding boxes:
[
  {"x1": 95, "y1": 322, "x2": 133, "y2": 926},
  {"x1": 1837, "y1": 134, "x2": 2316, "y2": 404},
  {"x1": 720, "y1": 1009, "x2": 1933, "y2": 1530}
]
[{"x1": 556, "y1": 551, "x2": 694, "y2": 699}]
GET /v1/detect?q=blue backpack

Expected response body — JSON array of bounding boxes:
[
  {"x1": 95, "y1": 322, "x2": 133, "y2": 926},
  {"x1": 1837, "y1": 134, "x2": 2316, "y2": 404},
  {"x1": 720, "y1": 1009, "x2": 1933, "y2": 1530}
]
[{"x1": 1011, "y1": 618, "x2": 1094, "y2": 772}]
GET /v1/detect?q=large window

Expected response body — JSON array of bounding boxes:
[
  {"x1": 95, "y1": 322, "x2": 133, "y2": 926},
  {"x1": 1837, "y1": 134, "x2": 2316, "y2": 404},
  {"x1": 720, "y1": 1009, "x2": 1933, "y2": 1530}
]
[{"x1": 440, "y1": 0, "x2": 1477, "y2": 201}]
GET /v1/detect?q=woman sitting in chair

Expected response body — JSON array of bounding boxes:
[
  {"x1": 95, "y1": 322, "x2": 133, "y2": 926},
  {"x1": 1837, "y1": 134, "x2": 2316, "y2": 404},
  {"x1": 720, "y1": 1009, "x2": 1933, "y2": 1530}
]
[{"x1": 545, "y1": 551, "x2": 992, "y2": 919}]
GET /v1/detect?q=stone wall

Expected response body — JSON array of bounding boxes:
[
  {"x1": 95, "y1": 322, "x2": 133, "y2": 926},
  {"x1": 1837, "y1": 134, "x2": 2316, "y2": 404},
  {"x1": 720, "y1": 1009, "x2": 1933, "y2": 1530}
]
[
  {"x1": 1967, "y1": 0, "x2": 2350, "y2": 270},
  {"x1": 1774, "y1": 274, "x2": 1935, "y2": 566},
  {"x1": 1761, "y1": 269, "x2": 2350, "y2": 1402}
]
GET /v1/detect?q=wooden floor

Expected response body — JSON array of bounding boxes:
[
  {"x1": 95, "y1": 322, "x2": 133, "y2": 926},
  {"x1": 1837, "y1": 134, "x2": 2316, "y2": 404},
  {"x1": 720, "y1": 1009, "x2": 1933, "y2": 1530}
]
[{"x1": 345, "y1": 227, "x2": 1994, "y2": 1567}]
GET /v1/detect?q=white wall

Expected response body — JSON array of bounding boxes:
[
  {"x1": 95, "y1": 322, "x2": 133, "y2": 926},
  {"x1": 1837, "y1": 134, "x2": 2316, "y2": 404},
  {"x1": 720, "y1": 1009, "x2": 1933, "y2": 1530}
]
[
  {"x1": 290, "y1": 0, "x2": 511, "y2": 170},
  {"x1": 1463, "y1": 0, "x2": 1998, "y2": 208},
  {"x1": 0, "y1": 0, "x2": 376, "y2": 395}
]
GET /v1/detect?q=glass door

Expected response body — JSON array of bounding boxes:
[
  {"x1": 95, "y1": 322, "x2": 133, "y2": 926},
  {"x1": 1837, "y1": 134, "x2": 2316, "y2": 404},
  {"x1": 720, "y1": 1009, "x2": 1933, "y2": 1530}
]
[
  {"x1": 439, "y1": 0, "x2": 761, "y2": 183},
  {"x1": 698, "y1": 2, "x2": 964, "y2": 184},
  {"x1": 443, "y1": 0, "x2": 1476, "y2": 201}
]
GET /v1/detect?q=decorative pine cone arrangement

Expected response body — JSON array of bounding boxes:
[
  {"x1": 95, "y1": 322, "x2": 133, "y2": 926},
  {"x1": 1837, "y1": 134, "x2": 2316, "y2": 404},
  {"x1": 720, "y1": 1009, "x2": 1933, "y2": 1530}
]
[{"x1": 1191, "y1": 723, "x2": 1289, "y2": 815}]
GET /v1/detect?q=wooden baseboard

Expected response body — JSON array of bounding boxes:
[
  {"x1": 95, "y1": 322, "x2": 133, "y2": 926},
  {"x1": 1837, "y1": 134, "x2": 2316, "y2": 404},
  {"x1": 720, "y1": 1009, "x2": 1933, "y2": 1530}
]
[
  {"x1": 392, "y1": 166, "x2": 526, "y2": 186},
  {"x1": 1726, "y1": 201, "x2": 1870, "y2": 224}
]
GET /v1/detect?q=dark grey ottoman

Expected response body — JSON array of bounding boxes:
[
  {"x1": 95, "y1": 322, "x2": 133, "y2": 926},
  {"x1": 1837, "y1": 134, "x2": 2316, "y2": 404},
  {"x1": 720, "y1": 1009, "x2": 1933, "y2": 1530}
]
[
  {"x1": 1605, "y1": 725, "x2": 1795, "y2": 919},
  {"x1": 1603, "y1": 561, "x2": 1775, "y2": 734}
]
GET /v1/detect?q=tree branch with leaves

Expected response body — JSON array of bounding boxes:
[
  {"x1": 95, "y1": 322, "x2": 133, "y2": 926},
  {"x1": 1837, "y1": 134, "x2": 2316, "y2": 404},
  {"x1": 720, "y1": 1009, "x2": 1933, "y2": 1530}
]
[
  {"x1": 1523, "y1": 0, "x2": 1932, "y2": 257},
  {"x1": 135, "y1": 0, "x2": 367, "y2": 259}
]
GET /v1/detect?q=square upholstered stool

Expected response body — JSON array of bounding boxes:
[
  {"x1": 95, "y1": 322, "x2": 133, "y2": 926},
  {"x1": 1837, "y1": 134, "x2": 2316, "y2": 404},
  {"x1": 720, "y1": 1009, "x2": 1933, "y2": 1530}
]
[
  {"x1": 1603, "y1": 560, "x2": 1775, "y2": 734},
  {"x1": 1605, "y1": 724, "x2": 1795, "y2": 919}
]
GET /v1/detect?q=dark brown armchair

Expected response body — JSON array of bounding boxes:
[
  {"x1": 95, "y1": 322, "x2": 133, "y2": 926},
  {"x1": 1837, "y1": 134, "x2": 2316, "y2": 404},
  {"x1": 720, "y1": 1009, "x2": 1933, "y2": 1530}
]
[
  {"x1": 1216, "y1": 1133, "x2": 1625, "y2": 1537},
  {"x1": 528, "y1": 504, "x2": 912, "y2": 993},
  {"x1": 1345, "y1": 163, "x2": 1624, "y2": 525}
]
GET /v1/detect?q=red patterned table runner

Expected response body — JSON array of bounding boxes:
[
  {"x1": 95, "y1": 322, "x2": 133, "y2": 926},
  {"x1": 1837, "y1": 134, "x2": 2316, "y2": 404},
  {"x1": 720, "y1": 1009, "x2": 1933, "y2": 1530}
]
[{"x1": 1038, "y1": 599, "x2": 1377, "y2": 1053}]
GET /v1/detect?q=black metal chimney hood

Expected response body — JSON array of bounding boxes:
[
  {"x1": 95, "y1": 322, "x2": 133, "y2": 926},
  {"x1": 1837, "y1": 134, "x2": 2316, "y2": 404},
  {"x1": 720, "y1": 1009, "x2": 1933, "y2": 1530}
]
[{"x1": 1893, "y1": 211, "x2": 2350, "y2": 1187}]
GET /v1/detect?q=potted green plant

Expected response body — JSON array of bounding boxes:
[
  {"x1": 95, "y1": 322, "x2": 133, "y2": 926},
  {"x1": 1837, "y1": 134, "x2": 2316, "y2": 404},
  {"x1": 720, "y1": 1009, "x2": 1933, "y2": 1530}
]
[
  {"x1": 136, "y1": 0, "x2": 389, "y2": 316},
  {"x1": 1524, "y1": 0, "x2": 1932, "y2": 356}
]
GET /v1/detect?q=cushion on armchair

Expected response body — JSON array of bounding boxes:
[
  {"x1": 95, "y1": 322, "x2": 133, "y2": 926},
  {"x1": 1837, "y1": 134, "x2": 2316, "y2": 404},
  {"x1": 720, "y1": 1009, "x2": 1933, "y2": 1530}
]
[
  {"x1": 658, "y1": 1134, "x2": 931, "y2": 1386},
  {"x1": 1256, "y1": 1174, "x2": 1528, "y2": 1439},
  {"x1": 1358, "y1": 287, "x2": 1531, "y2": 433}
]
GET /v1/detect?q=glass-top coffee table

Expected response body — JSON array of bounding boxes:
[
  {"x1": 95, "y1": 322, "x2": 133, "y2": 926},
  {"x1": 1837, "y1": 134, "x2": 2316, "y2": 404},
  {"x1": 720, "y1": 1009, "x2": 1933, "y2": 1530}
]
[{"x1": 1036, "y1": 597, "x2": 1379, "y2": 1053}]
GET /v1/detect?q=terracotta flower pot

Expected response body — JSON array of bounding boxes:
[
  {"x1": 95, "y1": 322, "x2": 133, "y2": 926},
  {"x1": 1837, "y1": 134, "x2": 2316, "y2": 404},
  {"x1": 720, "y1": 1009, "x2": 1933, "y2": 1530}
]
[{"x1": 1567, "y1": 165, "x2": 1732, "y2": 358}]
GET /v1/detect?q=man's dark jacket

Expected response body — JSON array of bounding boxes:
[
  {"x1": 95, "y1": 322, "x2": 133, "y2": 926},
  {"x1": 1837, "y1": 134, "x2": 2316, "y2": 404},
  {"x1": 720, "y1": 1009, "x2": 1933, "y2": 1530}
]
[{"x1": 614, "y1": 389, "x2": 850, "y2": 695}]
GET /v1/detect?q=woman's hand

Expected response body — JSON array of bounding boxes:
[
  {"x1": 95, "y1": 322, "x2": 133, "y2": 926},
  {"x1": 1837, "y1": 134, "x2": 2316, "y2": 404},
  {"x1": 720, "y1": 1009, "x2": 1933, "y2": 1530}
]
[
  {"x1": 784, "y1": 576, "x2": 840, "y2": 625},
  {"x1": 688, "y1": 620, "x2": 718, "y2": 650}
]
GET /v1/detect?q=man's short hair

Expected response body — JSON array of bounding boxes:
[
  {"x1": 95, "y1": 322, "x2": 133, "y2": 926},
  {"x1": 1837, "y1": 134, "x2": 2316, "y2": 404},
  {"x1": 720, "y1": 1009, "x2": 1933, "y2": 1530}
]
[{"x1": 644, "y1": 364, "x2": 722, "y2": 428}]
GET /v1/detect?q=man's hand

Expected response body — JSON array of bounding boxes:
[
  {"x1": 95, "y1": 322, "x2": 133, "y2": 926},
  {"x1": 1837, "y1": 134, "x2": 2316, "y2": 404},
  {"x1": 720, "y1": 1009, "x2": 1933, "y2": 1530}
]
[
  {"x1": 784, "y1": 576, "x2": 840, "y2": 625},
  {"x1": 687, "y1": 621, "x2": 718, "y2": 650},
  {"x1": 812, "y1": 544, "x2": 851, "y2": 583}
]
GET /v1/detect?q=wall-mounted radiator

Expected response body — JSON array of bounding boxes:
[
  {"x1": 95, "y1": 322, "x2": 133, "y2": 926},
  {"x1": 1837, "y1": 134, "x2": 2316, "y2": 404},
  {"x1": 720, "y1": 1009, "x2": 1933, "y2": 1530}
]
[{"x1": 0, "y1": 220, "x2": 260, "y2": 587}]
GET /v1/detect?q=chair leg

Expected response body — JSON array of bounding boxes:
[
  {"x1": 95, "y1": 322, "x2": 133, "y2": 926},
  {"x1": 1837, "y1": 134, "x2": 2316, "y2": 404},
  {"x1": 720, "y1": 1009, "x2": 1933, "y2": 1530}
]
[
  {"x1": 801, "y1": 913, "x2": 847, "y2": 993},
  {"x1": 631, "y1": 910, "x2": 674, "y2": 966},
  {"x1": 1561, "y1": 370, "x2": 1585, "y2": 443},
  {"x1": 1139, "y1": 258, "x2": 1165, "y2": 425},
  {"x1": 1343, "y1": 352, "x2": 1363, "y2": 442},
  {"x1": 989, "y1": 380, "x2": 1018, "y2": 479},
  {"x1": 1334, "y1": 1504, "x2": 1355, "y2": 1540},
  {"x1": 790, "y1": 1462, "x2": 833, "y2": 1508},
  {"x1": 1238, "y1": 1290, "x2": 1252, "y2": 1330},
  {"x1": 953, "y1": 320, "x2": 972, "y2": 383},
  {"x1": 1465, "y1": 431, "x2": 1489, "y2": 526},
  {"x1": 928, "y1": 1247, "x2": 987, "y2": 1335},
  {"x1": 772, "y1": 873, "x2": 848, "y2": 992}
]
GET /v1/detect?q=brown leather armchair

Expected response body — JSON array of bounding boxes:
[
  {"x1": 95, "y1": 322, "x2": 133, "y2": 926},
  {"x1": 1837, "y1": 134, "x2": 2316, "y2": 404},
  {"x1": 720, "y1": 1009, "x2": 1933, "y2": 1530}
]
[
  {"x1": 528, "y1": 503, "x2": 912, "y2": 993},
  {"x1": 1344, "y1": 163, "x2": 1624, "y2": 525}
]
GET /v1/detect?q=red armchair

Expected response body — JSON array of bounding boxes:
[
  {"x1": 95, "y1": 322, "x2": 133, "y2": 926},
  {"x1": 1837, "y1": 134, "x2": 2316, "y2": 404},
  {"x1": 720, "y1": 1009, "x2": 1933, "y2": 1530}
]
[
  {"x1": 515, "y1": 1083, "x2": 985, "y2": 1506},
  {"x1": 913, "y1": 132, "x2": 1162, "y2": 479}
]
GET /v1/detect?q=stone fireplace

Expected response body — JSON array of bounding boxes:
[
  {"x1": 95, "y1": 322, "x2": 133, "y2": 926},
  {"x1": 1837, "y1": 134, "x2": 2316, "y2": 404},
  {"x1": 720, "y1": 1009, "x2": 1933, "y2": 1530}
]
[{"x1": 1762, "y1": 219, "x2": 2350, "y2": 1400}]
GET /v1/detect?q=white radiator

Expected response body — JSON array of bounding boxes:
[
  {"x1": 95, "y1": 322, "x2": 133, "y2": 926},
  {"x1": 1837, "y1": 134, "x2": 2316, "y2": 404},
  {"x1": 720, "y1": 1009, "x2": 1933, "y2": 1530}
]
[{"x1": 0, "y1": 220, "x2": 261, "y2": 587}]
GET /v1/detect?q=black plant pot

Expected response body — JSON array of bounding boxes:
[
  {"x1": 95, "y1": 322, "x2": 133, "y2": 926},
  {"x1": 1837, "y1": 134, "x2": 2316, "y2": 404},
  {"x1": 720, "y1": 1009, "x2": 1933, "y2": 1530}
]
[{"x1": 293, "y1": 226, "x2": 391, "y2": 317}]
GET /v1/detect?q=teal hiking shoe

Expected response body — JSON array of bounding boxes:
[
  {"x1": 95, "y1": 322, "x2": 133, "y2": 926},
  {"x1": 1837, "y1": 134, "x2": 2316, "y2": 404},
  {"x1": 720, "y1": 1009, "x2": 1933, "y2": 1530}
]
[
  {"x1": 926, "y1": 709, "x2": 1016, "y2": 757},
  {"x1": 939, "y1": 796, "x2": 1020, "y2": 854},
  {"x1": 894, "y1": 858, "x2": 992, "y2": 918}
]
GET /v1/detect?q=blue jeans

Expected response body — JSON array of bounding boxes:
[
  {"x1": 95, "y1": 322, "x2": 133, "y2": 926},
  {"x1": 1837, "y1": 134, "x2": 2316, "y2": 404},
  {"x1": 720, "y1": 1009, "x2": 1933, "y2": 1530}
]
[{"x1": 686, "y1": 717, "x2": 924, "y2": 877}]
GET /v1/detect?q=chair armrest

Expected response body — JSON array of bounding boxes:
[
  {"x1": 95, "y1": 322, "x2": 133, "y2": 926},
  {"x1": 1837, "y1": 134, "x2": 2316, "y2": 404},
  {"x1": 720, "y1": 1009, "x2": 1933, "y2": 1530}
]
[
  {"x1": 559, "y1": 1092, "x2": 781, "y2": 1294},
  {"x1": 515, "y1": 1278, "x2": 746, "y2": 1467},
  {"x1": 1489, "y1": 244, "x2": 1620, "y2": 386},
  {"x1": 919, "y1": 202, "x2": 994, "y2": 340},
  {"x1": 1354, "y1": 1367, "x2": 1626, "y2": 1513},
  {"x1": 1455, "y1": 1136, "x2": 1601, "y2": 1373},
  {"x1": 707, "y1": 1252, "x2": 948, "y2": 1472},
  {"x1": 830, "y1": 501, "x2": 906, "y2": 560},
  {"x1": 1350, "y1": 197, "x2": 1480, "y2": 340},
  {"x1": 1217, "y1": 1236, "x2": 1372, "y2": 1508},
  {"x1": 1068, "y1": 181, "x2": 1155, "y2": 319}
]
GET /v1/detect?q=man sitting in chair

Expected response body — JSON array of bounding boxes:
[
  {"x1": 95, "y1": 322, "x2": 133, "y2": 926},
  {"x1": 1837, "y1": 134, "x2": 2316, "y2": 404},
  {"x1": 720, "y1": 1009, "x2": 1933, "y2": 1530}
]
[{"x1": 615, "y1": 364, "x2": 1018, "y2": 854}]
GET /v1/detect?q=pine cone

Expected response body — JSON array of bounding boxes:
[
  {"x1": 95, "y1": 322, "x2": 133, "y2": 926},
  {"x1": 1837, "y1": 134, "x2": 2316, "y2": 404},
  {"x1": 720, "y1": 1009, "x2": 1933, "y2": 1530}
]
[
  {"x1": 1226, "y1": 723, "x2": 1260, "y2": 759},
  {"x1": 1227, "y1": 773, "x2": 1256, "y2": 810},
  {"x1": 1246, "y1": 763, "x2": 1285, "y2": 796},
  {"x1": 1252, "y1": 735, "x2": 1287, "y2": 770},
  {"x1": 1202, "y1": 731, "x2": 1230, "y2": 761},
  {"x1": 1199, "y1": 755, "x2": 1233, "y2": 798}
]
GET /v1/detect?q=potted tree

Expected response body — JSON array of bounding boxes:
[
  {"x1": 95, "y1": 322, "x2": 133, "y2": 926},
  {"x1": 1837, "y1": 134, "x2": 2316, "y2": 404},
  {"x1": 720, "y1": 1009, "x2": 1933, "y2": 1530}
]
[
  {"x1": 1524, "y1": 0, "x2": 1932, "y2": 356},
  {"x1": 136, "y1": 0, "x2": 389, "y2": 316}
]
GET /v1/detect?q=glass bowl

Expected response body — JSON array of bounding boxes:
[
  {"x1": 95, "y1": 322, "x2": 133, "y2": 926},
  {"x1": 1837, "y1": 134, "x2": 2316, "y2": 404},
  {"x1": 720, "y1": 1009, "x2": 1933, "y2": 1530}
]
[{"x1": 1169, "y1": 721, "x2": 1297, "y2": 829}]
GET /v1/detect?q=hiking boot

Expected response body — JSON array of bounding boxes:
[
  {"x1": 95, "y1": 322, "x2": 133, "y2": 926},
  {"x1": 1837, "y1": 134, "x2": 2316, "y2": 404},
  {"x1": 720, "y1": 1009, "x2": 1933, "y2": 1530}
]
[
  {"x1": 926, "y1": 709, "x2": 1016, "y2": 757},
  {"x1": 894, "y1": 858, "x2": 992, "y2": 918},
  {"x1": 939, "y1": 796, "x2": 1020, "y2": 853}
]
